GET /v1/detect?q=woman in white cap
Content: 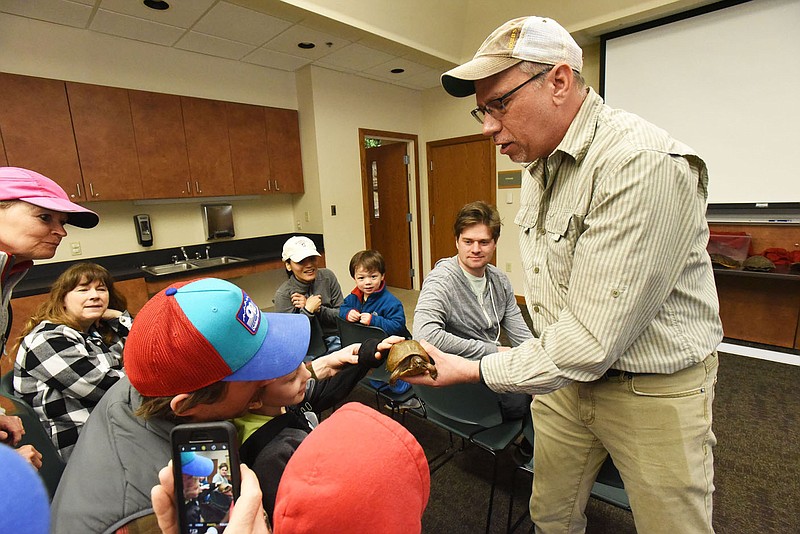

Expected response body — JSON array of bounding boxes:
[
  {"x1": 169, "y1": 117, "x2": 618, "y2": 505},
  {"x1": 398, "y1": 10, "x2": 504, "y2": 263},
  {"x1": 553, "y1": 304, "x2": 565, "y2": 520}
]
[
  {"x1": 0, "y1": 167, "x2": 99, "y2": 349},
  {"x1": 274, "y1": 236, "x2": 343, "y2": 354}
]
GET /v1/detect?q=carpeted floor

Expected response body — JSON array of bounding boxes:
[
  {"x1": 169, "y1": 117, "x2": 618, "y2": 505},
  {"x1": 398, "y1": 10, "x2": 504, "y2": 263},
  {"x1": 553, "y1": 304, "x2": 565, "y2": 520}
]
[{"x1": 339, "y1": 287, "x2": 800, "y2": 533}]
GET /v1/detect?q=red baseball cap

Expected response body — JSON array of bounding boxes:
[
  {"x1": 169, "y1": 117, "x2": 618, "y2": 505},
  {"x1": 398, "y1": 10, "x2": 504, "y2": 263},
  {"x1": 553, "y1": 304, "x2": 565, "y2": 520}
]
[{"x1": 0, "y1": 167, "x2": 99, "y2": 228}]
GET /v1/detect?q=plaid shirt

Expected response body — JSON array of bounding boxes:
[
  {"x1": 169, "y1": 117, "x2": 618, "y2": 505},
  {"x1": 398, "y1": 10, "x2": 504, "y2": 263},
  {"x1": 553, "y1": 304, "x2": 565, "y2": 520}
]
[{"x1": 13, "y1": 312, "x2": 131, "y2": 461}]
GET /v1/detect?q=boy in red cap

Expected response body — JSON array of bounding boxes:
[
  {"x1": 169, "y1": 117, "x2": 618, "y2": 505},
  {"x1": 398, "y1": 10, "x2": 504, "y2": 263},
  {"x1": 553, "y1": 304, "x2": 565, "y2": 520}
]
[{"x1": 50, "y1": 278, "x2": 394, "y2": 534}]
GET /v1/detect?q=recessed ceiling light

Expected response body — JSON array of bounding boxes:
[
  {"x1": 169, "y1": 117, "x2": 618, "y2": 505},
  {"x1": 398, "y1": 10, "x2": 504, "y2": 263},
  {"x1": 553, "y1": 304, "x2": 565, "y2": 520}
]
[
  {"x1": 143, "y1": 0, "x2": 170, "y2": 10},
  {"x1": 297, "y1": 42, "x2": 316, "y2": 50},
  {"x1": 390, "y1": 68, "x2": 405, "y2": 74}
]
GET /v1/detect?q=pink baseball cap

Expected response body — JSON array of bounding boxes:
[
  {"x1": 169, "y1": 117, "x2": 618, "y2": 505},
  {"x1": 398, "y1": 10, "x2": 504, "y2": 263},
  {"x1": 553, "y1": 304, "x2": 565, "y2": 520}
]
[{"x1": 0, "y1": 167, "x2": 99, "y2": 228}]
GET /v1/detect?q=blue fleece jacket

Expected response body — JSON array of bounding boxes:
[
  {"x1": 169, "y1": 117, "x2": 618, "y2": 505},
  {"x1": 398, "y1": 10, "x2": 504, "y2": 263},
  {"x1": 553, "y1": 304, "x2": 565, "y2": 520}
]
[{"x1": 339, "y1": 283, "x2": 409, "y2": 337}]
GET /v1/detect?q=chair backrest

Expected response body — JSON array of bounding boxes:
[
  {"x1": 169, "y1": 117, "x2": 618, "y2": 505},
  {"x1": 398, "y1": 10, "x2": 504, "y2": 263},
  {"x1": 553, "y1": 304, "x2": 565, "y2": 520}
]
[
  {"x1": 413, "y1": 382, "x2": 503, "y2": 428},
  {"x1": 336, "y1": 316, "x2": 387, "y2": 346},
  {"x1": 306, "y1": 315, "x2": 328, "y2": 358},
  {"x1": 0, "y1": 372, "x2": 66, "y2": 499}
]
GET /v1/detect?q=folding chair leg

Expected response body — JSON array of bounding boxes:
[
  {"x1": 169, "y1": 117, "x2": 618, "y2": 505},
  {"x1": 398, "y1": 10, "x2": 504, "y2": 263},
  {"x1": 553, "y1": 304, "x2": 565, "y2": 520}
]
[
  {"x1": 485, "y1": 452, "x2": 499, "y2": 534},
  {"x1": 507, "y1": 466, "x2": 532, "y2": 534}
]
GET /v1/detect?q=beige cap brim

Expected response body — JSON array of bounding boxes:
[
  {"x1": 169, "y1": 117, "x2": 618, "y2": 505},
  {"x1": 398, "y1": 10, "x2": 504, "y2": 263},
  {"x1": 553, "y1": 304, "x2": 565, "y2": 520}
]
[{"x1": 441, "y1": 56, "x2": 522, "y2": 97}]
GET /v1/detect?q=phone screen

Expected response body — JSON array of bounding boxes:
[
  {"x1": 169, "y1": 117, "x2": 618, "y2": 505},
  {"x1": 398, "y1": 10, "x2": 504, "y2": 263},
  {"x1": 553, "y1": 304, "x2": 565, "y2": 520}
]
[{"x1": 176, "y1": 442, "x2": 235, "y2": 534}]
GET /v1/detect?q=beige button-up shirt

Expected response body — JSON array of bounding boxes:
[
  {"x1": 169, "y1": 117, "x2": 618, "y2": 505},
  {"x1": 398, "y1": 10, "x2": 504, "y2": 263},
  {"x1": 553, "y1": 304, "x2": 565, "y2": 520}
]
[{"x1": 481, "y1": 89, "x2": 723, "y2": 395}]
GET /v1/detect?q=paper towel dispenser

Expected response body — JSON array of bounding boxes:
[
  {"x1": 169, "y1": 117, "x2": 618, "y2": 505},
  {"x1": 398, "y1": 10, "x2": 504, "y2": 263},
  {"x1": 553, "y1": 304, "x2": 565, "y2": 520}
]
[{"x1": 202, "y1": 204, "x2": 235, "y2": 240}]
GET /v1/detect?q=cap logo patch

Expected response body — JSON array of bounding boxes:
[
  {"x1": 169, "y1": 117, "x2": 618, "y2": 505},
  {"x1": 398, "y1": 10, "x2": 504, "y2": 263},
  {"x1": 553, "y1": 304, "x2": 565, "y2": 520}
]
[
  {"x1": 507, "y1": 27, "x2": 519, "y2": 50},
  {"x1": 237, "y1": 292, "x2": 261, "y2": 335}
]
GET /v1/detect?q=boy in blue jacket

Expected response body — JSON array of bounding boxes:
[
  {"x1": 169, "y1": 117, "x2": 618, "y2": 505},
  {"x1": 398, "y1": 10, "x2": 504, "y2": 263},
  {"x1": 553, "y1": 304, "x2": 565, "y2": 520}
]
[
  {"x1": 340, "y1": 250, "x2": 410, "y2": 337},
  {"x1": 340, "y1": 250, "x2": 412, "y2": 394}
]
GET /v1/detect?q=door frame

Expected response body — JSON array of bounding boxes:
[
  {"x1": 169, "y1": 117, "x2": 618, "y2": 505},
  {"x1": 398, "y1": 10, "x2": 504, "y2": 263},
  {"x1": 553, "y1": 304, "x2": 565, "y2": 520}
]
[{"x1": 358, "y1": 128, "x2": 423, "y2": 289}]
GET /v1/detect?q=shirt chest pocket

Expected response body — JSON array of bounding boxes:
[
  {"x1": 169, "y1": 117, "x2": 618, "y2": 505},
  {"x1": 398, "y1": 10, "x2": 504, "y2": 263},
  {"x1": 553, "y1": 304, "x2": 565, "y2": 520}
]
[{"x1": 544, "y1": 211, "x2": 577, "y2": 290}]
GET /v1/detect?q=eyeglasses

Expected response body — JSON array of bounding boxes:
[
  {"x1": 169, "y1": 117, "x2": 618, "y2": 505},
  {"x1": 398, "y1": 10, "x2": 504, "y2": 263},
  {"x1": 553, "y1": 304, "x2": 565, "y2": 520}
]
[{"x1": 470, "y1": 67, "x2": 553, "y2": 124}]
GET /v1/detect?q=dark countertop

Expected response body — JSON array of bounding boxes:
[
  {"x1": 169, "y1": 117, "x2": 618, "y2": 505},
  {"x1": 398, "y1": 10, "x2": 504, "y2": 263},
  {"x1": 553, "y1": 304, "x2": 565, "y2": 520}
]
[
  {"x1": 713, "y1": 265, "x2": 800, "y2": 281},
  {"x1": 14, "y1": 233, "x2": 324, "y2": 297}
]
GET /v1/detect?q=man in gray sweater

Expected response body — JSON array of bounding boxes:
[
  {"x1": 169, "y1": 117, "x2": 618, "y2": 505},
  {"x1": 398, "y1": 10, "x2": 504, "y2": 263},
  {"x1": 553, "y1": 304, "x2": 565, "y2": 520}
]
[{"x1": 413, "y1": 201, "x2": 532, "y2": 419}]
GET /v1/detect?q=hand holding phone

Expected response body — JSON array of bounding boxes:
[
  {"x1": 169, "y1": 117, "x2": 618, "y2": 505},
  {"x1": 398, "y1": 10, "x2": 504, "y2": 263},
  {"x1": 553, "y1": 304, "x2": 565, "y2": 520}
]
[{"x1": 170, "y1": 422, "x2": 241, "y2": 533}]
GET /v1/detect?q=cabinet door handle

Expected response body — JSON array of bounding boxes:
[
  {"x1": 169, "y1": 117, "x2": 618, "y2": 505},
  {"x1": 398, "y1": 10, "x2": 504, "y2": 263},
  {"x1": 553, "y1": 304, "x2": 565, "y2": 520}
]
[
  {"x1": 185, "y1": 182, "x2": 190, "y2": 195},
  {"x1": 195, "y1": 181, "x2": 202, "y2": 194},
  {"x1": 73, "y1": 183, "x2": 81, "y2": 199},
  {"x1": 273, "y1": 180, "x2": 280, "y2": 191},
  {"x1": 89, "y1": 183, "x2": 98, "y2": 198},
  {"x1": 267, "y1": 180, "x2": 271, "y2": 191}
]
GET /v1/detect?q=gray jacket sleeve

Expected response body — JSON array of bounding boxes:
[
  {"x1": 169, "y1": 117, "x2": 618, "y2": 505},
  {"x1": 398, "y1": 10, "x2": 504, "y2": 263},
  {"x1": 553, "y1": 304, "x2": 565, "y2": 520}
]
[
  {"x1": 494, "y1": 271, "x2": 534, "y2": 347},
  {"x1": 413, "y1": 273, "x2": 497, "y2": 359},
  {"x1": 273, "y1": 279, "x2": 296, "y2": 314}
]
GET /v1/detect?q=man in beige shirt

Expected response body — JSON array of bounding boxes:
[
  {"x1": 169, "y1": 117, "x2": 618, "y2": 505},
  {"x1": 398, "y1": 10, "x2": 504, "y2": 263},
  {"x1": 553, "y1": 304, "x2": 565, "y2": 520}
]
[{"x1": 407, "y1": 16, "x2": 723, "y2": 533}]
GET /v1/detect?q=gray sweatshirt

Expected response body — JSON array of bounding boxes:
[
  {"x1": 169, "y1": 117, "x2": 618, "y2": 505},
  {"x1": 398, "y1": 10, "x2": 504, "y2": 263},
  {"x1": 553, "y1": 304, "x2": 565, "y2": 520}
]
[
  {"x1": 273, "y1": 268, "x2": 343, "y2": 337},
  {"x1": 413, "y1": 256, "x2": 533, "y2": 360}
]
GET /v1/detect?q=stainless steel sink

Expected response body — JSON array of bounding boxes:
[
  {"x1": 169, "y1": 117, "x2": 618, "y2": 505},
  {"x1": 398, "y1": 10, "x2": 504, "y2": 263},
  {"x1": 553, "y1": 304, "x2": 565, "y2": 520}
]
[
  {"x1": 188, "y1": 256, "x2": 248, "y2": 268},
  {"x1": 140, "y1": 262, "x2": 197, "y2": 276},
  {"x1": 140, "y1": 256, "x2": 247, "y2": 277}
]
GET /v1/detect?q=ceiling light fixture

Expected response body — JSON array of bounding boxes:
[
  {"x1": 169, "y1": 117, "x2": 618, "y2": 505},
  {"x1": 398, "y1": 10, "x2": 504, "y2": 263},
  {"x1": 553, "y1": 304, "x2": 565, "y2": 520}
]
[
  {"x1": 390, "y1": 68, "x2": 405, "y2": 74},
  {"x1": 297, "y1": 42, "x2": 316, "y2": 50},
  {"x1": 143, "y1": 0, "x2": 170, "y2": 10}
]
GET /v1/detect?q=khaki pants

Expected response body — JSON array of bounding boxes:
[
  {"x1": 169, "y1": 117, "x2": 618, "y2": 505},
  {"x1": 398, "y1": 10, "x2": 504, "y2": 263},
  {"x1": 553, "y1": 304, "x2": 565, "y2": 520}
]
[{"x1": 530, "y1": 353, "x2": 718, "y2": 534}]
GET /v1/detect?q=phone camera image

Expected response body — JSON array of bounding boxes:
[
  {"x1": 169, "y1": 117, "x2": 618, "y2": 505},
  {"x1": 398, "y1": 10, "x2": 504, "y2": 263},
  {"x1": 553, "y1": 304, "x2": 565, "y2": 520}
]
[{"x1": 178, "y1": 444, "x2": 234, "y2": 534}]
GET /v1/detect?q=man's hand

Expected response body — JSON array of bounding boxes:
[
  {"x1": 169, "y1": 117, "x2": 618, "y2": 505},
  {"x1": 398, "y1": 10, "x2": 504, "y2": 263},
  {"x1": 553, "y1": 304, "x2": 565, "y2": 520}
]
[
  {"x1": 152, "y1": 462, "x2": 270, "y2": 534},
  {"x1": 15, "y1": 444, "x2": 42, "y2": 470},
  {"x1": 400, "y1": 340, "x2": 481, "y2": 387},
  {"x1": 0, "y1": 414, "x2": 25, "y2": 446}
]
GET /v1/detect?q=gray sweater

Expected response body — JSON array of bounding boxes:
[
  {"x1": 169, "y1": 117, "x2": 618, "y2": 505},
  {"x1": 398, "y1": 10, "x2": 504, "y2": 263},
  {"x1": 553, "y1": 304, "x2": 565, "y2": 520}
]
[
  {"x1": 273, "y1": 268, "x2": 343, "y2": 337},
  {"x1": 413, "y1": 256, "x2": 533, "y2": 360},
  {"x1": 50, "y1": 377, "x2": 173, "y2": 534}
]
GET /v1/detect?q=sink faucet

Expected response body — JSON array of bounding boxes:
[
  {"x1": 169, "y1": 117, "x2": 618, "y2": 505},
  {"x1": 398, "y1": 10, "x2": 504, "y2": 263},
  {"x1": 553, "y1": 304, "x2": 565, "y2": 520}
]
[
  {"x1": 205, "y1": 245, "x2": 211, "y2": 259},
  {"x1": 180, "y1": 246, "x2": 189, "y2": 261}
]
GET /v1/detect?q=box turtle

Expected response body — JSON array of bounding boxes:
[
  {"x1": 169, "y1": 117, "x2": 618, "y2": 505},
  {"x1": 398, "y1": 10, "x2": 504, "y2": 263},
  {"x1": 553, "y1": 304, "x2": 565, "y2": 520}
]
[
  {"x1": 742, "y1": 255, "x2": 775, "y2": 272},
  {"x1": 385, "y1": 339, "x2": 437, "y2": 385}
]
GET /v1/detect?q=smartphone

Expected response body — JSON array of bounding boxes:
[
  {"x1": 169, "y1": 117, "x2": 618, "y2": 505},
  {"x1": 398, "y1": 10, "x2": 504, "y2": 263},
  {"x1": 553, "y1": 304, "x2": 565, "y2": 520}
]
[{"x1": 170, "y1": 421, "x2": 241, "y2": 534}]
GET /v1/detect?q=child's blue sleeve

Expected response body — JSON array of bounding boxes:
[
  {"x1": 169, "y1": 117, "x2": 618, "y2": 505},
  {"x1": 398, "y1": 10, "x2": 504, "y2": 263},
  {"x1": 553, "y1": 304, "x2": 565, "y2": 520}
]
[{"x1": 339, "y1": 292, "x2": 358, "y2": 319}]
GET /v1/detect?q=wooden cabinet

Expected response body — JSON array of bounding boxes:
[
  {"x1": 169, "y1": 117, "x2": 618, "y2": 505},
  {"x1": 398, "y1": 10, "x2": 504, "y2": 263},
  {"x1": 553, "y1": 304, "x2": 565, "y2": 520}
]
[
  {"x1": 0, "y1": 73, "x2": 304, "y2": 201},
  {"x1": 265, "y1": 107, "x2": 304, "y2": 193},
  {"x1": 66, "y1": 82, "x2": 144, "y2": 201},
  {"x1": 0, "y1": 130, "x2": 7, "y2": 166},
  {"x1": 226, "y1": 102, "x2": 272, "y2": 195},
  {"x1": 181, "y1": 96, "x2": 235, "y2": 197},
  {"x1": 128, "y1": 90, "x2": 192, "y2": 199},
  {"x1": 0, "y1": 73, "x2": 84, "y2": 200}
]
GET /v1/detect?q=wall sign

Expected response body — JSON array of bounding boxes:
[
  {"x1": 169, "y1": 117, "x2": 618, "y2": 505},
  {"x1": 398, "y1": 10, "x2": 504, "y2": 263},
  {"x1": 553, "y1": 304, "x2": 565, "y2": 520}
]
[{"x1": 498, "y1": 170, "x2": 522, "y2": 189}]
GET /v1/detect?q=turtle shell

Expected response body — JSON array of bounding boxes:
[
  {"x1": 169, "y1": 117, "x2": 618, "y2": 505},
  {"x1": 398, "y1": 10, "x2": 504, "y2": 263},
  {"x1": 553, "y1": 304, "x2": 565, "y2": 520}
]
[
  {"x1": 710, "y1": 253, "x2": 742, "y2": 269},
  {"x1": 742, "y1": 255, "x2": 775, "y2": 272},
  {"x1": 385, "y1": 339, "x2": 437, "y2": 385}
]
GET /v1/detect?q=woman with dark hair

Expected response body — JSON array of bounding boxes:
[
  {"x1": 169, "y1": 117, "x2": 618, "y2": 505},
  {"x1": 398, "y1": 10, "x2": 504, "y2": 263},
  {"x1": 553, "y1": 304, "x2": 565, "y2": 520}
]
[{"x1": 12, "y1": 262, "x2": 130, "y2": 461}]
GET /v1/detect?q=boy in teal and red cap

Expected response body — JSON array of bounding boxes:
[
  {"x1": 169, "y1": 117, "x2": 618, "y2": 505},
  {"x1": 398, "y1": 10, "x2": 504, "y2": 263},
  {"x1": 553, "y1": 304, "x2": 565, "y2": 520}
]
[{"x1": 50, "y1": 278, "x2": 394, "y2": 534}]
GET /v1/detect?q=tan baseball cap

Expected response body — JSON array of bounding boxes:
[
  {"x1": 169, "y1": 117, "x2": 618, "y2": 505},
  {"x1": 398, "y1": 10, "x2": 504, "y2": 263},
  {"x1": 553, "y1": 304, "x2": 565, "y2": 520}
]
[{"x1": 441, "y1": 16, "x2": 583, "y2": 97}]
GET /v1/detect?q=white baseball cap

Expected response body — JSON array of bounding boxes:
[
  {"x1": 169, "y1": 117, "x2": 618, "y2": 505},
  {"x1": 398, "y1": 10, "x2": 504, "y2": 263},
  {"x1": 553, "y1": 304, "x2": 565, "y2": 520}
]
[
  {"x1": 282, "y1": 236, "x2": 321, "y2": 263},
  {"x1": 441, "y1": 16, "x2": 583, "y2": 97}
]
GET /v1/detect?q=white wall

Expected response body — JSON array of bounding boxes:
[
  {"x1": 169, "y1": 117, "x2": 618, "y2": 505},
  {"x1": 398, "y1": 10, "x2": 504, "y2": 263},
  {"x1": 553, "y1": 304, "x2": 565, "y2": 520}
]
[{"x1": 301, "y1": 65, "x2": 423, "y2": 283}]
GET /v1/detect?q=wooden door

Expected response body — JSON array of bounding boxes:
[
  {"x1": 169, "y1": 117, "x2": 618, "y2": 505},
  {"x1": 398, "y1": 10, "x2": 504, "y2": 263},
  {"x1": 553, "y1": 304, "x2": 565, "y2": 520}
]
[
  {"x1": 366, "y1": 143, "x2": 413, "y2": 289},
  {"x1": 181, "y1": 96, "x2": 235, "y2": 197},
  {"x1": 427, "y1": 135, "x2": 495, "y2": 267},
  {"x1": 227, "y1": 102, "x2": 271, "y2": 195},
  {"x1": 129, "y1": 90, "x2": 192, "y2": 199},
  {"x1": 0, "y1": 73, "x2": 84, "y2": 200},
  {"x1": 66, "y1": 82, "x2": 143, "y2": 201},
  {"x1": 265, "y1": 107, "x2": 304, "y2": 193}
]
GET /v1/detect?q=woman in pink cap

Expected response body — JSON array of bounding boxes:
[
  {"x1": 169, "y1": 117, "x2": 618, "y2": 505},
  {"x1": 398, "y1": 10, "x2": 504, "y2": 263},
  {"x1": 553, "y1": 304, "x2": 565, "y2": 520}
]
[
  {"x1": 0, "y1": 167, "x2": 98, "y2": 348},
  {"x1": 0, "y1": 166, "x2": 98, "y2": 471}
]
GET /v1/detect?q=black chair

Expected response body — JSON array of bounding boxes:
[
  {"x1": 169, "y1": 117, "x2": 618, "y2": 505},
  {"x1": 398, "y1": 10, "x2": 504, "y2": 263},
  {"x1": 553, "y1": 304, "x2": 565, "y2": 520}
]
[
  {"x1": 0, "y1": 372, "x2": 66, "y2": 499},
  {"x1": 506, "y1": 415, "x2": 631, "y2": 533},
  {"x1": 306, "y1": 315, "x2": 328, "y2": 359},
  {"x1": 413, "y1": 382, "x2": 523, "y2": 533},
  {"x1": 336, "y1": 317, "x2": 417, "y2": 417}
]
